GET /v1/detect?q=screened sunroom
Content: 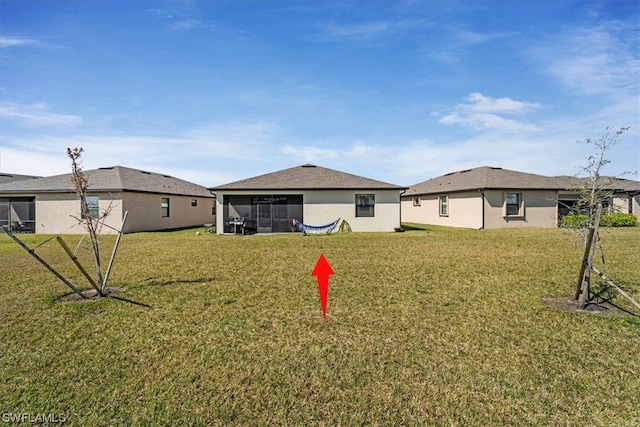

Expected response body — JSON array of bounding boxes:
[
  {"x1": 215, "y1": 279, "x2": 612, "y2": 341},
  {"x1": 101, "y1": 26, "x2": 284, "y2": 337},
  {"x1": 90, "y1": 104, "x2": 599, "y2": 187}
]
[
  {"x1": 222, "y1": 195, "x2": 303, "y2": 234},
  {"x1": 0, "y1": 197, "x2": 36, "y2": 233}
]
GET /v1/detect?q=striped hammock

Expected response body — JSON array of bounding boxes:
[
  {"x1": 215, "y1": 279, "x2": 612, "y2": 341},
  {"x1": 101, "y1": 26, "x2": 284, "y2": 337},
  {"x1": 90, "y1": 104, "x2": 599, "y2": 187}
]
[{"x1": 292, "y1": 218, "x2": 341, "y2": 235}]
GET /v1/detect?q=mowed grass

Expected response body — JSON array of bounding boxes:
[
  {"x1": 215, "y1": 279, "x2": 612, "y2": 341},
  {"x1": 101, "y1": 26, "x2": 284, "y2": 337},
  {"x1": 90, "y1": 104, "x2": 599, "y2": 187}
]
[{"x1": 1, "y1": 226, "x2": 639, "y2": 426}]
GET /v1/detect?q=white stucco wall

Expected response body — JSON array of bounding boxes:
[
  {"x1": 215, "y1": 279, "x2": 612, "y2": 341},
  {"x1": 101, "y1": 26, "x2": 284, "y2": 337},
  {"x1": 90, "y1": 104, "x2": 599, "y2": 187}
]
[
  {"x1": 8, "y1": 191, "x2": 214, "y2": 234},
  {"x1": 215, "y1": 189, "x2": 402, "y2": 233},
  {"x1": 35, "y1": 192, "x2": 124, "y2": 234},
  {"x1": 483, "y1": 189, "x2": 558, "y2": 229},
  {"x1": 304, "y1": 189, "x2": 401, "y2": 232},
  {"x1": 121, "y1": 192, "x2": 215, "y2": 233},
  {"x1": 401, "y1": 191, "x2": 483, "y2": 229},
  {"x1": 402, "y1": 189, "x2": 560, "y2": 229}
]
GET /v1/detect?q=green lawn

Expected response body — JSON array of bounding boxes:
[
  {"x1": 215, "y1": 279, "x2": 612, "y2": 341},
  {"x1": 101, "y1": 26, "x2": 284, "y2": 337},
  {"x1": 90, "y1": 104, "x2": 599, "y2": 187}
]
[{"x1": 1, "y1": 226, "x2": 639, "y2": 426}]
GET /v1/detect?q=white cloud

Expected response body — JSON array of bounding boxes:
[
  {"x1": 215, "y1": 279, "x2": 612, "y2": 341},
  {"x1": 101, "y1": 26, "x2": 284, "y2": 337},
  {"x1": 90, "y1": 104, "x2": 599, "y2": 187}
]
[
  {"x1": 170, "y1": 19, "x2": 203, "y2": 31},
  {"x1": 464, "y1": 92, "x2": 540, "y2": 114},
  {"x1": 311, "y1": 19, "x2": 423, "y2": 42},
  {"x1": 345, "y1": 144, "x2": 372, "y2": 157},
  {"x1": 0, "y1": 102, "x2": 82, "y2": 127},
  {"x1": 1, "y1": 120, "x2": 285, "y2": 186},
  {"x1": 532, "y1": 24, "x2": 639, "y2": 98},
  {"x1": 439, "y1": 93, "x2": 541, "y2": 132},
  {"x1": 449, "y1": 27, "x2": 516, "y2": 45},
  {"x1": 279, "y1": 144, "x2": 338, "y2": 163},
  {"x1": 0, "y1": 36, "x2": 38, "y2": 48}
]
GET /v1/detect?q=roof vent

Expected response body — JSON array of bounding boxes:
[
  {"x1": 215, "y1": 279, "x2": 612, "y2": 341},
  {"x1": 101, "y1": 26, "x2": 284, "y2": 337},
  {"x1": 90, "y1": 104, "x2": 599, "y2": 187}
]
[
  {"x1": 140, "y1": 171, "x2": 152, "y2": 175},
  {"x1": 490, "y1": 167, "x2": 503, "y2": 170},
  {"x1": 444, "y1": 172, "x2": 454, "y2": 176},
  {"x1": 99, "y1": 167, "x2": 114, "y2": 170},
  {"x1": 460, "y1": 169, "x2": 471, "y2": 173},
  {"x1": 301, "y1": 164, "x2": 317, "y2": 168},
  {"x1": 163, "y1": 175, "x2": 172, "y2": 178}
]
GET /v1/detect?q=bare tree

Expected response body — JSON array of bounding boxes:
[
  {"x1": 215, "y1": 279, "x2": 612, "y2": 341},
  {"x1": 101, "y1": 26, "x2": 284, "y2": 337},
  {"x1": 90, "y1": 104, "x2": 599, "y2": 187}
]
[
  {"x1": 3, "y1": 148, "x2": 126, "y2": 300},
  {"x1": 573, "y1": 126, "x2": 630, "y2": 224},
  {"x1": 572, "y1": 127, "x2": 640, "y2": 311},
  {"x1": 67, "y1": 147, "x2": 114, "y2": 296}
]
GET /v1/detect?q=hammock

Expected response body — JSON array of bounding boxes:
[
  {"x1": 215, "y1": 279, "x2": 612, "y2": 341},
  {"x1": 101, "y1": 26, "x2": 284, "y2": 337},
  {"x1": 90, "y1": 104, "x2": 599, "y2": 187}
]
[{"x1": 292, "y1": 218, "x2": 341, "y2": 235}]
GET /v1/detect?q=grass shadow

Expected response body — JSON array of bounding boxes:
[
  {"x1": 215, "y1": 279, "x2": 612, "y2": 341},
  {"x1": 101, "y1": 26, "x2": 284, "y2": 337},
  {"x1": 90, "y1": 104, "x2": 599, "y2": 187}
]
[
  {"x1": 400, "y1": 223, "x2": 430, "y2": 231},
  {"x1": 53, "y1": 287, "x2": 151, "y2": 308},
  {"x1": 143, "y1": 277, "x2": 216, "y2": 287}
]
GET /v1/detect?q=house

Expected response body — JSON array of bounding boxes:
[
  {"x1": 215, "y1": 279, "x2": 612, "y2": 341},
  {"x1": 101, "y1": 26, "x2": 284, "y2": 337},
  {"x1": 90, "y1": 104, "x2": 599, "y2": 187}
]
[
  {"x1": 401, "y1": 166, "x2": 640, "y2": 229},
  {"x1": 0, "y1": 166, "x2": 215, "y2": 234},
  {"x1": 209, "y1": 164, "x2": 406, "y2": 234},
  {"x1": 0, "y1": 173, "x2": 40, "y2": 184}
]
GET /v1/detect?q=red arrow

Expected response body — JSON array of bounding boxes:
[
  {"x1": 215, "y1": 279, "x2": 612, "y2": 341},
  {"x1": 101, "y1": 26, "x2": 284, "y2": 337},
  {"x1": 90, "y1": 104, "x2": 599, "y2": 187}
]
[{"x1": 311, "y1": 254, "x2": 335, "y2": 319}]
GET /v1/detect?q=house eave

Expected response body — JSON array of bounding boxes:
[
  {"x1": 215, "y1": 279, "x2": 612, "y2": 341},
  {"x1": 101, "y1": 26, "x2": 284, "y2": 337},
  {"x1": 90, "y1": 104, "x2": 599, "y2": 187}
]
[
  {"x1": 0, "y1": 188, "x2": 214, "y2": 198},
  {"x1": 210, "y1": 187, "x2": 407, "y2": 192}
]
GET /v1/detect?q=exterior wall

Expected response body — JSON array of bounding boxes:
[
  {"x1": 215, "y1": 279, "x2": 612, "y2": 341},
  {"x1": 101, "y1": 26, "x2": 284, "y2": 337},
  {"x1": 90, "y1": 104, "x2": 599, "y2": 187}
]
[
  {"x1": 215, "y1": 189, "x2": 402, "y2": 233},
  {"x1": 121, "y1": 192, "x2": 215, "y2": 233},
  {"x1": 483, "y1": 189, "x2": 558, "y2": 229},
  {"x1": 402, "y1": 189, "x2": 560, "y2": 229},
  {"x1": 632, "y1": 194, "x2": 640, "y2": 219},
  {"x1": 4, "y1": 191, "x2": 214, "y2": 234},
  {"x1": 35, "y1": 192, "x2": 124, "y2": 234},
  {"x1": 611, "y1": 194, "x2": 631, "y2": 214},
  {"x1": 401, "y1": 191, "x2": 483, "y2": 229},
  {"x1": 304, "y1": 189, "x2": 401, "y2": 232}
]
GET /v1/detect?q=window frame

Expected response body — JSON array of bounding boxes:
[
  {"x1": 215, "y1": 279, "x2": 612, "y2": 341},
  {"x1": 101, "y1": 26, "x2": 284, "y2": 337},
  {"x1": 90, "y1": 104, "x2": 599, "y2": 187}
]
[
  {"x1": 161, "y1": 197, "x2": 170, "y2": 218},
  {"x1": 84, "y1": 195, "x2": 100, "y2": 219},
  {"x1": 355, "y1": 194, "x2": 375, "y2": 218},
  {"x1": 191, "y1": 199, "x2": 198, "y2": 207},
  {"x1": 439, "y1": 195, "x2": 448, "y2": 217},
  {"x1": 412, "y1": 197, "x2": 421, "y2": 207},
  {"x1": 504, "y1": 192, "x2": 524, "y2": 217}
]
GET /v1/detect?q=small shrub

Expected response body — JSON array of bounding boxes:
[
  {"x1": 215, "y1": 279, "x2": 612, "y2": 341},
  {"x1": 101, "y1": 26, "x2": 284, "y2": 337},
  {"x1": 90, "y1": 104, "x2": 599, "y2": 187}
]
[
  {"x1": 600, "y1": 213, "x2": 639, "y2": 227},
  {"x1": 561, "y1": 213, "x2": 638, "y2": 228},
  {"x1": 560, "y1": 214, "x2": 589, "y2": 228}
]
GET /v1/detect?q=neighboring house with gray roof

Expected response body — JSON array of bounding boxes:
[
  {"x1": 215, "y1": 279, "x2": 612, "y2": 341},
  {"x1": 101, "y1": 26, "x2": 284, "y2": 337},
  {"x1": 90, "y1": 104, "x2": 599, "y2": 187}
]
[
  {"x1": 209, "y1": 164, "x2": 406, "y2": 233},
  {"x1": 0, "y1": 166, "x2": 215, "y2": 234},
  {"x1": 402, "y1": 166, "x2": 640, "y2": 229},
  {"x1": 0, "y1": 173, "x2": 40, "y2": 184}
]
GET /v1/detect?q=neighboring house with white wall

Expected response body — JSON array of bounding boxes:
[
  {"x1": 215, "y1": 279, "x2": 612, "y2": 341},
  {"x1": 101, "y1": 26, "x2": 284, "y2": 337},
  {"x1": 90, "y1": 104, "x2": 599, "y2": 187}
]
[
  {"x1": 209, "y1": 164, "x2": 406, "y2": 234},
  {"x1": 401, "y1": 166, "x2": 640, "y2": 229},
  {"x1": 0, "y1": 166, "x2": 215, "y2": 234}
]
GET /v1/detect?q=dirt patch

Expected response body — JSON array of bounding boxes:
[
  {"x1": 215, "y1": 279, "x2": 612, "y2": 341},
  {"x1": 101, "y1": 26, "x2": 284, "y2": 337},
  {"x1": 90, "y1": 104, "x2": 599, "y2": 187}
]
[
  {"x1": 56, "y1": 287, "x2": 122, "y2": 304},
  {"x1": 542, "y1": 296, "x2": 628, "y2": 316}
]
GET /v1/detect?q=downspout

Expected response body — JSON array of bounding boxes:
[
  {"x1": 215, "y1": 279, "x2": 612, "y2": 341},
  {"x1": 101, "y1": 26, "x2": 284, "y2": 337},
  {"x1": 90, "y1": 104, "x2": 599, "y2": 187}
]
[
  {"x1": 209, "y1": 189, "x2": 219, "y2": 234},
  {"x1": 399, "y1": 189, "x2": 407, "y2": 230},
  {"x1": 478, "y1": 189, "x2": 485, "y2": 230}
]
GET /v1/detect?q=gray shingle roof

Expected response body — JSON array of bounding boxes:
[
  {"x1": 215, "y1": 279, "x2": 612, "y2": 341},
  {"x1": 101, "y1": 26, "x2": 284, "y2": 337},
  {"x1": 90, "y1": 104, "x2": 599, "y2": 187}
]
[
  {"x1": 552, "y1": 175, "x2": 640, "y2": 193},
  {"x1": 405, "y1": 166, "x2": 640, "y2": 196},
  {"x1": 406, "y1": 166, "x2": 577, "y2": 196},
  {"x1": 210, "y1": 164, "x2": 406, "y2": 191},
  {"x1": 0, "y1": 166, "x2": 213, "y2": 198},
  {"x1": 0, "y1": 173, "x2": 41, "y2": 184}
]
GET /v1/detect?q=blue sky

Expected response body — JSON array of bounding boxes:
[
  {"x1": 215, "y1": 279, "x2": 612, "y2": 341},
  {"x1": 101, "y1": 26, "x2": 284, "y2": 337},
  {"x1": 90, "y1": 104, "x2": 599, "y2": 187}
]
[{"x1": 1, "y1": 0, "x2": 638, "y2": 187}]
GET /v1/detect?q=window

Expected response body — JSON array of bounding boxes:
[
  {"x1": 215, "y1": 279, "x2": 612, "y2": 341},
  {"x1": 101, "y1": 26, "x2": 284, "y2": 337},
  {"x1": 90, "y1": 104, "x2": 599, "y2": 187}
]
[
  {"x1": 161, "y1": 198, "x2": 170, "y2": 217},
  {"x1": 84, "y1": 196, "x2": 100, "y2": 219},
  {"x1": 413, "y1": 197, "x2": 421, "y2": 207},
  {"x1": 505, "y1": 193, "x2": 523, "y2": 216},
  {"x1": 212, "y1": 201, "x2": 216, "y2": 216},
  {"x1": 355, "y1": 194, "x2": 375, "y2": 217},
  {"x1": 191, "y1": 199, "x2": 198, "y2": 207},
  {"x1": 439, "y1": 195, "x2": 448, "y2": 216}
]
